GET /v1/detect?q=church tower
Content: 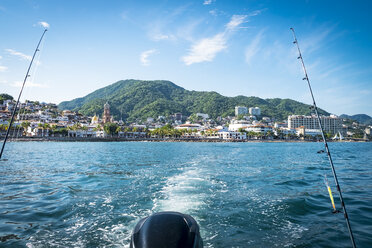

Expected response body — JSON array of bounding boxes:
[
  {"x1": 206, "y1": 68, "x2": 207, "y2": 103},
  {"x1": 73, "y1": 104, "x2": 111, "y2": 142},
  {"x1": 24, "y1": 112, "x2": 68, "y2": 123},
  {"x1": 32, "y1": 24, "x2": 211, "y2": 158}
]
[{"x1": 103, "y1": 102, "x2": 111, "y2": 123}]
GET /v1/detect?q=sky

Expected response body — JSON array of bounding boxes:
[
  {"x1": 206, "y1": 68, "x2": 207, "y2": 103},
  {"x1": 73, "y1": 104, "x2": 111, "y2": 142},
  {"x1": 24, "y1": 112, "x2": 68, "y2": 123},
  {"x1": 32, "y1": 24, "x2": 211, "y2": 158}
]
[{"x1": 0, "y1": 0, "x2": 371, "y2": 116}]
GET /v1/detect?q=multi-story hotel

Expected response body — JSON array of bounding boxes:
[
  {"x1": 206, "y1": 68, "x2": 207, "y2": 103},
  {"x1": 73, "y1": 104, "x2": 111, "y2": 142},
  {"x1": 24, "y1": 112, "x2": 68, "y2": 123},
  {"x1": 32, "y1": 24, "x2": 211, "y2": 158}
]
[
  {"x1": 288, "y1": 115, "x2": 342, "y2": 134},
  {"x1": 235, "y1": 106, "x2": 248, "y2": 116},
  {"x1": 249, "y1": 107, "x2": 261, "y2": 116}
]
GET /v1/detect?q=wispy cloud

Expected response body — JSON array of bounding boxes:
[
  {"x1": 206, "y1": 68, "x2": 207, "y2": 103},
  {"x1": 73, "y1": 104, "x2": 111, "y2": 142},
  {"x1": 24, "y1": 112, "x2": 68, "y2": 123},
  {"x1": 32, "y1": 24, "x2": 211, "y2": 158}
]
[
  {"x1": 182, "y1": 15, "x2": 247, "y2": 65},
  {"x1": 245, "y1": 30, "x2": 264, "y2": 64},
  {"x1": 203, "y1": 0, "x2": 215, "y2": 5},
  {"x1": 300, "y1": 26, "x2": 335, "y2": 54},
  {"x1": 140, "y1": 49, "x2": 158, "y2": 66},
  {"x1": 226, "y1": 15, "x2": 247, "y2": 30},
  {"x1": 182, "y1": 34, "x2": 226, "y2": 65},
  {"x1": 152, "y1": 33, "x2": 176, "y2": 41},
  {"x1": 248, "y1": 9, "x2": 265, "y2": 17},
  {"x1": 5, "y1": 49, "x2": 32, "y2": 61},
  {"x1": 38, "y1": 21, "x2": 50, "y2": 29},
  {"x1": 5, "y1": 48, "x2": 42, "y2": 66},
  {"x1": 209, "y1": 10, "x2": 217, "y2": 16},
  {"x1": 0, "y1": 65, "x2": 7, "y2": 72},
  {"x1": 11, "y1": 81, "x2": 48, "y2": 88}
]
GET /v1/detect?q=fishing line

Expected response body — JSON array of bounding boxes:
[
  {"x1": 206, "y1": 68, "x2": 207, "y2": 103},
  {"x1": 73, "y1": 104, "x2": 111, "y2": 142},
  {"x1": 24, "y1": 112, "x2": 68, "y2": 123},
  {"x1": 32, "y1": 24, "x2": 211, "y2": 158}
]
[{"x1": 290, "y1": 27, "x2": 356, "y2": 248}]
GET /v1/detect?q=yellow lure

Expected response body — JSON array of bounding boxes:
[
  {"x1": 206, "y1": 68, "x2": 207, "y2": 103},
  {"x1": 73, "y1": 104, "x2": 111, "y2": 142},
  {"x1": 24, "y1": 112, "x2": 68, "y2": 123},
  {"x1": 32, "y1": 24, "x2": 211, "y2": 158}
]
[{"x1": 327, "y1": 185, "x2": 336, "y2": 211}]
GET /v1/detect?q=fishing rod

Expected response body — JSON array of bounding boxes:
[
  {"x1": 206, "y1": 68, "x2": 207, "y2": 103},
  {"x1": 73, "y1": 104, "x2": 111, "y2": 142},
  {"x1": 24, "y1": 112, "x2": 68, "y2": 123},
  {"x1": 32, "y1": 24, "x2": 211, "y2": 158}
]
[
  {"x1": 290, "y1": 27, "x2": 356, "y2": 248},
  {"x1": 0, "y1": 28, "x2": 48, "y2": 159}
]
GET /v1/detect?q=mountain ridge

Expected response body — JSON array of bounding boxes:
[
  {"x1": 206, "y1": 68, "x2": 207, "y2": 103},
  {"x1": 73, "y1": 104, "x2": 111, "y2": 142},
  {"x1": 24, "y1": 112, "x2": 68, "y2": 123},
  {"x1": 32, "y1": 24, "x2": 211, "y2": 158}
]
[{"x1": 58, "y1": 79, "x2": 330, "y2": 122}]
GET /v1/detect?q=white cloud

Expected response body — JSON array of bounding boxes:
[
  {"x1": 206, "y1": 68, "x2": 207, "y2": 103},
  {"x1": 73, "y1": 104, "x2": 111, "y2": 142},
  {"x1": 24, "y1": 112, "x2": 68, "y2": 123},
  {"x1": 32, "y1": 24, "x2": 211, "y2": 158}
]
[
  {"x1": 5, "y1": 49, "x2": 32, "y2": 61},
  {"x1": 140, "y1": 49, "x2": 158, "y2": 66},
  {"x1": 0, "y1": 65, "x2": 7, "y2": 72},
  {"x1": 248, "y1": 9, "x2": 264, "y2": 17},
  {"x1": 182, "y1": 34, "x2": 226, "y2": 65},
  {"x1": 11, "y1": 81, "x2": 48, "y2": 88},
  {"x1": 203, "y1": 0, "x2": 214, "y2": 5},
  {"x1": 0, "y1": 56, "x2": 2, "y2": 59},
  {"x1": 301, "y1": 26, "x2": 334, "y2": 54},
  {"x1": 182, "y1": 15, "x2": 247, "y2": 65},
  {"x1": 245, "y1": 30, "x2": 264, "y2": 64},
  {"x1": 38, "y1": 21, "x2": 50, "y2": 29},
  {"x1": 226, "y1": 15, "x2": 247, "y2": 30},
  {"x1": 209, "y1": 10, "x2": 217, "y2": 16},
  {"x1": 152, "y1": 33, "x2": 176, "y2": 41}
]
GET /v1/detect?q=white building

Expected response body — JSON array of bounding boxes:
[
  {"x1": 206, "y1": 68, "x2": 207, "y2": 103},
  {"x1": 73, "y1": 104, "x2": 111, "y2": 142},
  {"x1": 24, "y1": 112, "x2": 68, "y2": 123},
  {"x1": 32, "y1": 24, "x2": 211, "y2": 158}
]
[
  {"x1": 274, "y1": 127, "x2": 297, "y2": 136},
  {"x1": 218, "y1": 131, "x2": 247, "y2": 140},
  {"x1": 228, "y1": 120, "x2": 251, "y2": 132},
  {"x1": 274, "y1": 122, "x2": 288, "y2": 129},
  {"x1": 56, "y1": 116, "x2": 69, "y2": 122},
  {"x1": 245, "y1": 124, "x2": 273, "y2": 134},
  {"x1": 235, "y1": 106, "x2": 248, "y2": 116},
  {"x1": 196, "y1": 113, "x2": 209, "y2": 120},
  {"x1": 262, "y1": 117, "x2": 271, "y2": 122},
  {"x1": 68, "y1": 130, "x2": 96, "y2": 138},
  {"x1": 288, "y1": 115, "x2": 342, "y2": 134},
  {"x1": 175, "y1": 123, "x2": 201, "y2": 131},
  {"x1": 297, "y1": 128, "x2": 322, "y2": 137},
  {"x1": 249, "y1": 107, "x2": 261, "y2": 116}
]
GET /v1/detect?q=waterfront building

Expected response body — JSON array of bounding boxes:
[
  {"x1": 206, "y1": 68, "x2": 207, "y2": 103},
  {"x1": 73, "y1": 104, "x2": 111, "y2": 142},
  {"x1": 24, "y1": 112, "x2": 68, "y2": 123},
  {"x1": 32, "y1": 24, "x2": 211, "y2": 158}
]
[
  {"x1": 228, "y1": 120, "x2": 251, "y2": 132},
  {"x1": 288, "y1": 114, "x2": 342, "y2": 134},
  {"x1": 218, "y1": 131, "x2": 247, "y2": 140},
  {"x1": 68, "y1": 129, "x2": 96, "y2": 138},
  {"x1": 175, "y1": 123, "x2": 201, "y2": 131},
  {"x1": 295, "y1": 126, "x2": 322, "y2": 137},
  {"x1": 245, "y1": 124, "x2": 273, "y2": 134},
  {"x1": 274, "y1": 122, "x2": 288, "y2": 129},
  {"x1": 235, "y1": 106, "x2": 248, "y2": 116},
  {"x1": 249, "y1": 107, "x2": 261, "y2": 116},
  {"x1": 103, "y1": 102, "x2": 111, "y2": 123},
  {"x1": 274, "y1": 127, "x2": 296, "y2": 136}
]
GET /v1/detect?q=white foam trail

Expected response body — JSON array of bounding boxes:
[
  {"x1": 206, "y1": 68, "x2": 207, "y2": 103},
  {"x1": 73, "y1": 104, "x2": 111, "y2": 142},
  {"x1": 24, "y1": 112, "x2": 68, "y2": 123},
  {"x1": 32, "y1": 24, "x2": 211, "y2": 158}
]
[{"x1": 152, "y1": 167, "x2": 210, "y2": 214}]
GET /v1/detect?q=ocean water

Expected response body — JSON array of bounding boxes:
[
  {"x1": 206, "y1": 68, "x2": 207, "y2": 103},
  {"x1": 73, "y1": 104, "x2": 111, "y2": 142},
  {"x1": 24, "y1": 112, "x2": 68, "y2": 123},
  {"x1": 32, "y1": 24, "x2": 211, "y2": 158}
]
[{"x1": 0, "y1": 142, "x2": 371, "y2": 248}]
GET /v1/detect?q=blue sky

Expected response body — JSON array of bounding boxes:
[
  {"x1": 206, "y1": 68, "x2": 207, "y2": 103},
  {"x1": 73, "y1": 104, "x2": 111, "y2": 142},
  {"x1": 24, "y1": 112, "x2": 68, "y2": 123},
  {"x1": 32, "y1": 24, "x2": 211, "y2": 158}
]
[{"x1": 0, "y1": 0, "x2": 371, "y2": 116}]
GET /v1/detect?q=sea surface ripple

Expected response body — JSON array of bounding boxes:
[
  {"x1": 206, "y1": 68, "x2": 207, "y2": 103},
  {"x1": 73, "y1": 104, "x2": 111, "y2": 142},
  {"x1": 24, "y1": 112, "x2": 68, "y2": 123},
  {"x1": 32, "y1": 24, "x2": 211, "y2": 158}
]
[{"x1": 0, "y1": 142, "x2": 371, "y2": 247}]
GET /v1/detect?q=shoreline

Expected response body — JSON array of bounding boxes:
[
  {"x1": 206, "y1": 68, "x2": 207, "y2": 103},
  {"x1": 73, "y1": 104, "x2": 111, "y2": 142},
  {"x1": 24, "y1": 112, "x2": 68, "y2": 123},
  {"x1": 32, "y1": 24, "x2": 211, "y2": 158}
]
[{"x1": 2, "y1": 137, "x2": 369, "y2": 143}]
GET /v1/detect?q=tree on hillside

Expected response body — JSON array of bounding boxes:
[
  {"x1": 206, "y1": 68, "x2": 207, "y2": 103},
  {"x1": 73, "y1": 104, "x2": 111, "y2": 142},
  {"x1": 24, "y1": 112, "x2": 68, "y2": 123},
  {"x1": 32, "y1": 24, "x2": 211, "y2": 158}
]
[{"x1": 0, "y1": 94, "x2": 14, "y2": 104}]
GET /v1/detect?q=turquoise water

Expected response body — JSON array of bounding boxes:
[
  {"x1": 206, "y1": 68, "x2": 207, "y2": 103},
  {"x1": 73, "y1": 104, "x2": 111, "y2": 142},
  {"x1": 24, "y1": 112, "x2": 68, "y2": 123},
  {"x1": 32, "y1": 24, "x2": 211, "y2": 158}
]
[{"x1": 0, "y1": 142, "x2": 371, "y2": 247}]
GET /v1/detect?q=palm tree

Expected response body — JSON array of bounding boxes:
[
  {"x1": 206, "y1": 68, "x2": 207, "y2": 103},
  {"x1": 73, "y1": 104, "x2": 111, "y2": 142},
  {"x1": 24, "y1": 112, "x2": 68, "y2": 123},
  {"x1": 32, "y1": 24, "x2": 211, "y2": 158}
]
[
  {"x1": 50, "y1": 124, "x2": 57, "y2": 136},
  {"x1": 96, "y1": 124, "x2": 102, "y2": 131}
]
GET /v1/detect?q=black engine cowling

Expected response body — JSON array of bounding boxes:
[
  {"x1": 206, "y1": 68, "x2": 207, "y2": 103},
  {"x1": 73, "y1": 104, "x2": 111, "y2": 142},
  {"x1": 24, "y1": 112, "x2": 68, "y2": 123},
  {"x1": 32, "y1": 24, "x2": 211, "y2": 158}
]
[{"x1": 130, "y1": 211, "x2": 203, "y2": 248}]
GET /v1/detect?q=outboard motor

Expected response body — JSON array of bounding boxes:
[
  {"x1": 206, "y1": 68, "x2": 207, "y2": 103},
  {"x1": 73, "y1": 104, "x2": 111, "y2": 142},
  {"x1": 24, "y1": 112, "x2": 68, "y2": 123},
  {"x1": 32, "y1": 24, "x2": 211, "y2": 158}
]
[{"x1": 130, "y1": 211, "x2": 203, "y2": 248}]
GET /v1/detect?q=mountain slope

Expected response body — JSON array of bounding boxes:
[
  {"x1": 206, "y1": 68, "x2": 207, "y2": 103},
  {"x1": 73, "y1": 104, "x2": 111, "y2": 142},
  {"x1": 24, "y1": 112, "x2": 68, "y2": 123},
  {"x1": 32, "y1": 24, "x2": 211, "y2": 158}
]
[
  {"x1": 340, "y1": 114, "x2": 372, "y2": 125},
  {"x1": 58, "y1": 79, "x2": 330, "y2": 122}
]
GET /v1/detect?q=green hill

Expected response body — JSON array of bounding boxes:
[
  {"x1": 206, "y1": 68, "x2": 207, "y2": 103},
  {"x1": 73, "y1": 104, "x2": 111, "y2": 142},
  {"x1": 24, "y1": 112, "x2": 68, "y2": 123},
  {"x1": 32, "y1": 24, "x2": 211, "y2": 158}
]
[
  {"x1": 58, "y1": 79, "x2": 329, "y2": 122},
  {"x1": 340, "y1": 114, "x2": 372, "y2": 125}
]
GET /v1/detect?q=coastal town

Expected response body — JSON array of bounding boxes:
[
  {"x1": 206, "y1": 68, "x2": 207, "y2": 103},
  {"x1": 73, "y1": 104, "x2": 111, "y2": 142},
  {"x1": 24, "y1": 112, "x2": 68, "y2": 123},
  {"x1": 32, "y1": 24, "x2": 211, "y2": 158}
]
[{"x1": 0, "y1": 97, "x2": 370, "y2": 142}]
